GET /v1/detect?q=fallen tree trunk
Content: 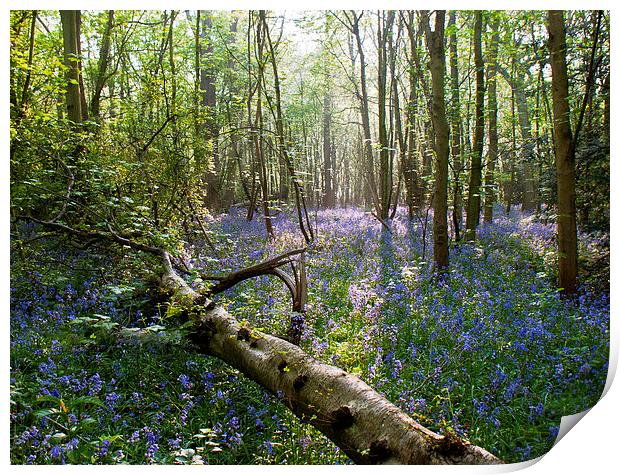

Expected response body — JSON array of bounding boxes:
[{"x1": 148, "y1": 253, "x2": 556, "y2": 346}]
[
  {"x1": 188, "y1": 305, "x2": 500, "y2": 464},
  {"x1": 162, "y1": 255, "x2": 501, "y2": 464},
  {"x1": 22, "y1": 217, "x2": 502, "y2": 464}
]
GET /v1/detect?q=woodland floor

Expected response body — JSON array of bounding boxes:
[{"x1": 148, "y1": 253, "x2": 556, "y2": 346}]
[{"x1": 10, "y1": 206, "x2": 609, "y2": 464}]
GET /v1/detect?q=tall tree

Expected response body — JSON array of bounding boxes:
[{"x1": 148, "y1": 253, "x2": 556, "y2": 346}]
[
  {"x1": 423, "y1": 10, "x2": 450, "y2": 271},
  {"x1": 390, "y1": 14, "x2": 409, "y2": 219},
  {"x1": 251, "y1": 11, "x2": 275, "y2": 239},
  {"x1": 548, "y1": 10, "x2": 577, "y2": 295},
  {"x1": 60, "y1": 10, "x2": 87, "y2": 124},
  {"x1": 16, "y1": 10, "x2": 37, "y2": 119},
  {"x1": 465, "y1": 11, "x2": 485, "y2": 241},
  {"x1": 90, "y1": 10, "x2": 114, "y2": 122},
  {"x1": 448, "y1": 11, "x2": 463, "y2": 240},
  {"x1": 261, "y1": 10, "x2": 315, "y2": 244},
  {"x1": 200, "y1": 12, "x2": 221, "y2": 210},
  {"x1": 321, "y1": 14, "x2": 336, "y2": 208},
  {"x1": 377, "y1": 11, "x2": 395, "y2": 219},
  {"x1": 483, "y1": 15, "x2": 500, "y2": 223},
  {"x1": 344, "y1": 11, "x2": 382, "y2": 214},
  {"x1": 322, "y1": 91, "x2": 335, "y2": 208},
  {"x1": 402, "y1": 11, "x2": 422, "y2": 218}
]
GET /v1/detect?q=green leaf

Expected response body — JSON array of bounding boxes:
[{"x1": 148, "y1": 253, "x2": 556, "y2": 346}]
[
  {"x1": 72, "y1": 396, "x2": 105, "y2": 408},
  {"x1": 33, "y1": 408, "x2": 54, "y2": 418},
  {"x1": 36, "y1": 395, "x2": 61, "y2": 405}
]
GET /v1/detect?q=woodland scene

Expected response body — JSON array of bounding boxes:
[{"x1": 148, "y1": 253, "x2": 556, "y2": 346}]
[{"x1": 9, "y1": 9, "x2": 610, "y2": 465}]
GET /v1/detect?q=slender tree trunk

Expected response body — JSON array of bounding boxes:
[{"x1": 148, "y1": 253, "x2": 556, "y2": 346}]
[
  {"x1": 505, "y1": 66, "x2": 517, "y2": 215},
  {"x1": 548, "y1": 10, "x2": 578, "y2": 296},
  {"x1": 75, "y1": 12, "x2": 88, "y2": 121},
  {"x1": 465, "y1": 11, "x2": 485, "y2": 241},
  {"x1": 603, "y1": 72, "x2": 610, "y2": 139},
  {"x1": 17, "y1": 10, "x2": 37, "y2": 118},
  {"x1": 448, "y1": 12, "x2": 463, "y2": 241},
  {"x1": 377, "y1": 11, "x2": 395, "y2": 219},
  {"x1": 404, "y1": 11, "x2": 421, "y2": 218},
  {"x1": 252, "y1": 12, "x2": 274, "y2": 238},
  {"x1": 9, "y1": 12, "x2": 28, "y2": 116},
  {"x1": 423, "y1": 10, "x2": 449, "y2": 271},
  {"x1": 422, "y1": 120, "x2": 434, "y2": 207},
  {"x1": 390, "y1": 14, "x2": 408, "y2": 220},
  {"x1": 261, "y1": 10, "x2": 314, "y2": 244},
  {"x1": 255, "y1": 70, "x2": 274, "y2": 240},
  {"x1": 10, "y1": 10, "x2": 38, "y2": 166},
  {"x1": 245, "y1": 12, "x2": 258, "y2": 222},
  {"x1": 200, "y1": 12, "x2": 221, "y2": 210},
  {"x1": 323, "y1": 91, "x2": 335, "y2": 208},
  {"x1": 408, "y1": 14, "x2": 433, "y2": 209},
  {"x1": 483, "y1": 16, "x2": 499, "y2": 223},
  {"x1": 60, "y1": 10, "x2": 86, "y2": 124},
  {"x1": 348, "y1": 12, "x2": 381, "y2": 212},
  {"x1": 167, "y1": 11, "x2": 178, "y2": 148},
  {"x1": 90, "y1": 10, "x2": 114, "y2": 122}
]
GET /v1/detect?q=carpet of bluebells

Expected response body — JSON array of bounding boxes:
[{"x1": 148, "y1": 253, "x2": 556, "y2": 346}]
[{"x1": 10, "y1": 207, "x2": 609, "y2": 464}]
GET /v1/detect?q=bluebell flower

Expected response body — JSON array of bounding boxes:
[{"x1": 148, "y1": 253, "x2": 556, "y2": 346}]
[
  {"x1": 178, "y1": 373, "x2": 192, "y2": 390},
  {"x1": 97, "y1": 439, "x2": 111, "y2": 459},
  {"x1": 549, "y1": 425, "x2": 560, "y2": 440}
]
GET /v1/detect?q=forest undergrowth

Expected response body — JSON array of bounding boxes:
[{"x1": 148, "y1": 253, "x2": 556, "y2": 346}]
[{"x1": 10, "y1": 207, "x2": 609, "y2": 464}]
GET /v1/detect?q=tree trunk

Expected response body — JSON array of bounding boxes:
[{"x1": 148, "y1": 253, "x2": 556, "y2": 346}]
[
  {"x1": 404, "y1": 11, "x2": 421, "y2": 218},
  {"x1": 167, "y1": 11, "x2": 179, "y2": 149},
  {"x1": 423, "y1": 11, "x2": 449, "y2": 271},
  {"x1": 90, "y1": 10, "x2": 114, "y2": 122},
  {"x1": 448, "y1": 12, "x2": 462, "y2": 241},
  {"x1": 17, "y1": 10, "x2": 37, "y2": 119},
  {"x1": 377, "y1": 11, "x2": 395, "y2": 219},
  {"x1": 60, "y1": 10, "x2": 87, "y2": 124},
  {"x1": 390, "y1": 14, "x2": 409, "y2": 220},
  {"x1": 465, "y1": 11, "x2": 484, "y2": 241},
  {"x1": 252, "y1": 12, "x2": 274, "y2": 239},
  {"x1": 261, "y1": 10, "x2": 314, "y2": 244},
  {"x1": 323, "y1": 92, "x2": 335, "y2": 208},
  {"x1": 505, "y1": 60, "x2": 518, "y2": 214},
  {"x1": 603, "y1": 72, "x2": 610, "y2": 139},
  {"x1": 190, "y1": 304, "x2": 500, "y2": 464},
  {"x1": 75, "y1": 12, "x2": 88, "y2": 121},
  {"x1": 483, "y1": 16, "x2": 499, "y2": 223},
  {"x1": 548, "y1": 10, "x2": 578, "y2": 296},
  {"x1": 200, "y1": 12, "x2": 221, "y2": 210},
  {"x1": 349, "y1": 12, "x2": 381, "y2": 213}
]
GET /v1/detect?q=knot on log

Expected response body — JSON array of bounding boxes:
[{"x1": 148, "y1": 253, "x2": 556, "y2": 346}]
[
  {"x1": 330, "y1": 405, "x2": 355, "y2": 431},
  {"x1": 369, "y1": 439, "x2": 393, "y2": 464},
  {"x1": 433, "y1": 432, "x2": 468, "y2": 458},
  {"x1": 293, "y1": 373, "x2": 308, "y2": 391},
  {"x1": 237, "y1": 326, "x2": 251, "y2": 342},
  {"x1": 277, "y1": 360, "x2": 289, "y2": 374},
  {"x1": 189, "y1": 316, "x2": 217, "y2": 352}
]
